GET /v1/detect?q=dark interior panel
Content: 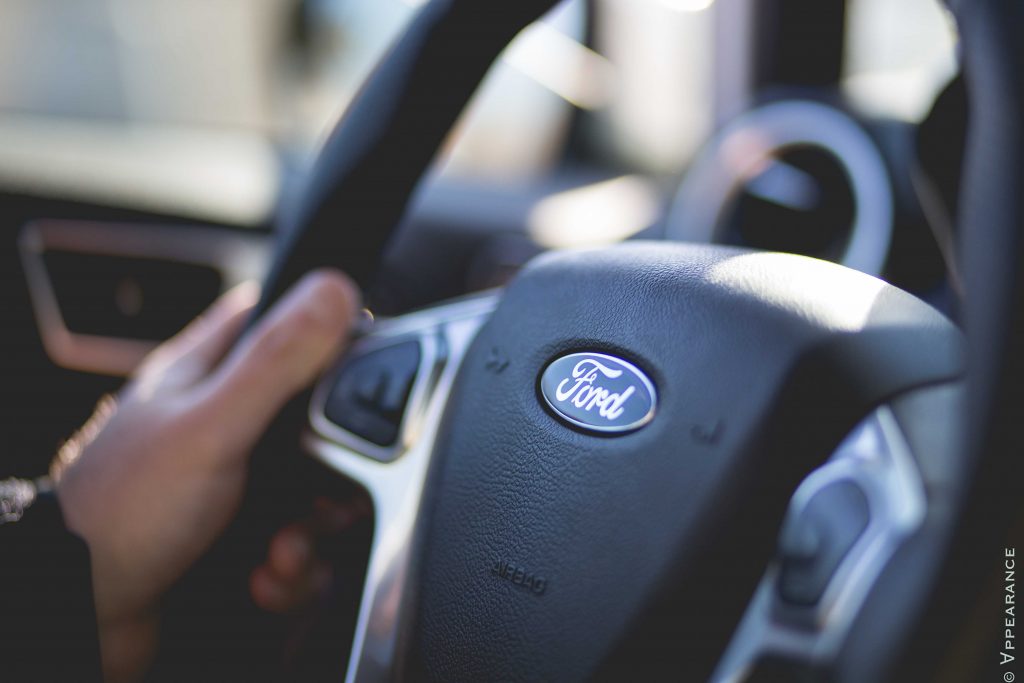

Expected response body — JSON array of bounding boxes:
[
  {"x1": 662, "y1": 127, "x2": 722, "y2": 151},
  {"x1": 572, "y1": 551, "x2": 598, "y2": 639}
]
[{"x1": 43, "y1": 250, "x2": 223, "y2": 341}]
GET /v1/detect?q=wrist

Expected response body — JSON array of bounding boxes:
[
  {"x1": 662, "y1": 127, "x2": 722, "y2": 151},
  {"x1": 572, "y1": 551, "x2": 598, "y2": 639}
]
[
  {"x1": 95, "y1": 614, "x2": 159, "y2": 683},
  {"x1": 52, "y1": 472, "x2": 159, "y2": 683}
]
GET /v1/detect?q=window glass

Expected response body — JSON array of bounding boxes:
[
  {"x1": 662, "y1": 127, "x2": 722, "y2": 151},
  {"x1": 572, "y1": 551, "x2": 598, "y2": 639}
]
[{"x1": 843, "y1": 0, "x2": 958, "y2": 122}]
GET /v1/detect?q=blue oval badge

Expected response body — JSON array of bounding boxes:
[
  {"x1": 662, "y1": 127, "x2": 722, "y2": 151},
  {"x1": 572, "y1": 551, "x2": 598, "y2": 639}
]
[{"x1": 539, "y1": 352, "x2": 657, "y2": 434}]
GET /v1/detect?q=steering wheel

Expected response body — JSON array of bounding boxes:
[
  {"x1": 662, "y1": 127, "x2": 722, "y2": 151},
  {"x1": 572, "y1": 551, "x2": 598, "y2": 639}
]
[{"x1": 161, "y1": 1, "x2": 1023, "y2": 681}]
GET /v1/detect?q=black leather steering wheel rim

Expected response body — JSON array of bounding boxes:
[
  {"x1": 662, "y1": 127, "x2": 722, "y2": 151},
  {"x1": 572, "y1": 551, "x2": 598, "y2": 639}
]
[{"x1": 868, "y1": 1, "x2": 1024, "y2": 679}]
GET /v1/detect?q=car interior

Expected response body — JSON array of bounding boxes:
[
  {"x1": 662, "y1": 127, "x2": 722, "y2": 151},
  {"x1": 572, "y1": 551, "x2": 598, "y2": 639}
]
[{"x1": 0, "y1": 0, "x2": 1020, "y2": 681}]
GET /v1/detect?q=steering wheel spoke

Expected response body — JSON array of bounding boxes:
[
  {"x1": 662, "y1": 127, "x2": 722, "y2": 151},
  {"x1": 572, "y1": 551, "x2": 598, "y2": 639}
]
[
  {"x1": 302, "y1": 293, "x2": 499, "y2": 682},
  {"x1": 712, "y1": 406, "x2": 927, "y2": 681}
]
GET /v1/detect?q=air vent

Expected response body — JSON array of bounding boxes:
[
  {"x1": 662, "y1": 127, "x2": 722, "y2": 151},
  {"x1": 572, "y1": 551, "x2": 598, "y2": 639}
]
[
  {"x1": 19, "y1": 220, "x2": 268, "y2": 375},
  {"x1": 666, "y1": 100, "x2": 893, "y2": 276},
  {"x1": 43, "y1": 250, "x2": 222, "y2": 341},
  {"x1": 720, "y1": 144, "x2": 856, "y2": 262}
]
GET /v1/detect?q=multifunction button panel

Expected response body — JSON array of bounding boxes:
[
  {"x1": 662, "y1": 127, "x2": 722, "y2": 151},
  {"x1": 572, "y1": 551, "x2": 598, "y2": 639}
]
[{"x1": 311, "y1": 332, "x2": 443, "y2": 463}]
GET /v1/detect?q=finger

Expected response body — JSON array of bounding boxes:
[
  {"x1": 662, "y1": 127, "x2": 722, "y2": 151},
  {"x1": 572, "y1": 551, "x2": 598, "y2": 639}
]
[
  {"x1": 265, "y1": 498, "x2": 368, "y2": 580},
  {"x1": 250, "y1": 562, "x2": 332, "y2": 614},
  {"x1": 201, "y1": 269, "x2": 360, "y2": 450},
  {"x1": 132, "y1": 281, "x2": 260, "y2": 392},
  {"x1": 267, "y1": 524, "x2": 313, "y2": 581},
  {"x1": 250, "y1": 565, "x2": 296, "y2": 614},
  {"x1": 172, "y1": 280, "x2": 262, "y2": 373}
]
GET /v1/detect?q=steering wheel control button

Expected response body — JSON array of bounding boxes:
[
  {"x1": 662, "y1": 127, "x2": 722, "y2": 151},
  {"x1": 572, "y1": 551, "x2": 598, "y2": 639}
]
[
  {"x1": 776, "y1": 480, "x2": 870, "y2": 607},
  {"x1": 539, "y1": 352, "x2": 657, "y2": 434},
  {"x1": 324, "y1": 340, "x2": 422, "y2": 450}
]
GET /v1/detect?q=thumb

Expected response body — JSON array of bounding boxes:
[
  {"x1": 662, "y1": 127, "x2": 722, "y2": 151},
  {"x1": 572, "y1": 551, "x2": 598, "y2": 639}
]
[{"x1": 199, "y1": 269, "x2": 360, "y2": 453}]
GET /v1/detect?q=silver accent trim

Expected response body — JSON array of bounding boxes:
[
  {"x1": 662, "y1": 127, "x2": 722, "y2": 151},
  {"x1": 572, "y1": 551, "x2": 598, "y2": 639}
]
[
  {"x1": 711, "y1": 407, "x2": 927, "y2": 682},
  {"x1": 303, "y1": 293, "x2": 500, "y2": 683},
  {"x1": 18, "y1": 220, "x2": 269, "y2": 376},
  {"x1": 665, "y1": 100, "x2": 894, "y2": 276}
]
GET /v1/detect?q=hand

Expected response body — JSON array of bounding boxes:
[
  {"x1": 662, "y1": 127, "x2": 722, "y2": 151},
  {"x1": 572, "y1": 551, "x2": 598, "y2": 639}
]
[
  {"x1": 53, "y1": 270, "x2": 359, "y2": 683},
  {"x1": 250, "y1": 496, "x2": 370, "y2": 615}
]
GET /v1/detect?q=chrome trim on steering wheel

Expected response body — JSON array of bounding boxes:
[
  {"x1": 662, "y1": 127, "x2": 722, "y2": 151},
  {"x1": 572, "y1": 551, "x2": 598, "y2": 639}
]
[
  {"x1": 711, "y1": 407, "x2": 927, "y2": 681},
  {"x1": 303, "y1": 292, "x2": 500, "y2": 683}
]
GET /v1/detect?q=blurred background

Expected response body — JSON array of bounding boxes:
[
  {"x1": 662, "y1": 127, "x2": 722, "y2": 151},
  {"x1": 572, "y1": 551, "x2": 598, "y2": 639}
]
[
  {"x1": 0, "y1": 0, "x2": 955, "y2": 220},
  {"x1": 0, "y1": 0, "x2": 961, "y2": 476}
]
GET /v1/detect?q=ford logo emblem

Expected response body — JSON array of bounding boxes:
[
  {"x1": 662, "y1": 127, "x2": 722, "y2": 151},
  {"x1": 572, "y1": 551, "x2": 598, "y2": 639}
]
[{"x1": 539, "y1": 352, "x2": 657, "y2": 434}]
